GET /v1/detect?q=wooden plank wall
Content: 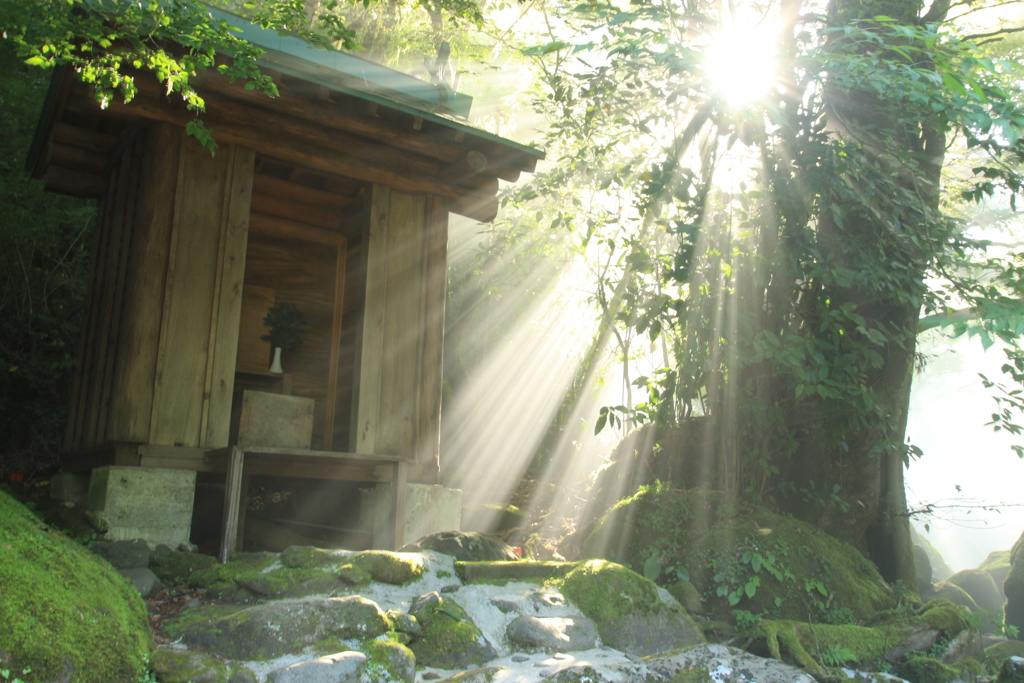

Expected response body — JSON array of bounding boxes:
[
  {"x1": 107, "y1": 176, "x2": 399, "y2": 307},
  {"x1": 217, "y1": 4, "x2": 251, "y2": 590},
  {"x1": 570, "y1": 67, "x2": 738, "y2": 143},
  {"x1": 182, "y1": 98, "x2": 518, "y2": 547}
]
[
  {"x1": 66, "y1": 123, "x2": 255, "y2": 453},
  {"x1": 355, "y1": 185, "x2": 449, "y2": 467}
]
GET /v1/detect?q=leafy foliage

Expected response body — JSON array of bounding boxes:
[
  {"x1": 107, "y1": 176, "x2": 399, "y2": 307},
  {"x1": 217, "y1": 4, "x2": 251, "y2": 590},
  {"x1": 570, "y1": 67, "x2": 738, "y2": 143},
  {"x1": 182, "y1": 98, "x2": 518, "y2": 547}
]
[
  {"x1": 261, "y1": 302, "x2": 306, "y2": 351},
  {"x1": 506, "y1": 0, "x2": 1024, "y2": 562}
]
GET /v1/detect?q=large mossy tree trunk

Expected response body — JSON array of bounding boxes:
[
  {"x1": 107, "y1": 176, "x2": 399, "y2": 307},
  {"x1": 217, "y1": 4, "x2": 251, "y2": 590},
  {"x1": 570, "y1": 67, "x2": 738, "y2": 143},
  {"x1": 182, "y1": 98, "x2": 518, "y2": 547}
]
[{"x1": 754, "y1": 0, "x2": 951, "y2": 588}]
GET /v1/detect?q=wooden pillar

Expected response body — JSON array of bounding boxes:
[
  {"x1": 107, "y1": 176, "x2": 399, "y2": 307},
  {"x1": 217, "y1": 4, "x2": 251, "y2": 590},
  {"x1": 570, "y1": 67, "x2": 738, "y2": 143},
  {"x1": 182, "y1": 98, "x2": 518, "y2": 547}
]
[{"x1": 355, "y1": 185, "x2": 448, "y2": 467}]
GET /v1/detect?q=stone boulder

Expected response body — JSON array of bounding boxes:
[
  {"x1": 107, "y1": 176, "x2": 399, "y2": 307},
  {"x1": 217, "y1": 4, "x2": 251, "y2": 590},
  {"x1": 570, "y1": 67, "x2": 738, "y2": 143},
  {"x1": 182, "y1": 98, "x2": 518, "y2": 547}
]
[
  {"x1": 1006, "y1": 531, "x2": 1024, "y2": 640},
  {"x1": 91, "y1": 538, "x2": 150, "y2": 569},
  {"x1": 580, "y1": 484, "x2": 901, "y2": 623},
  {"x1": 164, "y1": 596, "x2": 391, "y2": 660},
  {"x1": 982, "y1": 550, "x2": 1012, "y2": 599},
  {"x1": 997, "y1": 656, "x2": 1024, "y2": 683},
  {"x1": 150, "y1": 644, "x2": 257, "y2": 683},
  {"x1": 0, "y1": 489, "x2": 150, "y2": 682},
  {"x1": 933, "y1": 580, "x2": 981, "y2": 613},
  {"x1": 403, "y1": 531, "x2": 520, "y2": 561},
  {"x1": 506, "y1": 615, "x2": 599, "y2": 652},
  {"x1": 636, "y1": 643, "x2": 817, "y2": 683},
  {"x1": 914, "y1": 544, "x2": 934, "y2": 598},
  {"x1": 949, "y1": 568, "x2": 1004, "y2": 612},
  {"x1": 267, "y1": 651, "x2": 366, "y2": 683},
  {"x1": 150, "y1": 545, "x2": 217, "y2": 584},
  {"x1": 561, "y1": 560, "x2": 703, "y2": 657},
  {"x1": 408, "y1": 591, "x2": 497, "y2": 668}
]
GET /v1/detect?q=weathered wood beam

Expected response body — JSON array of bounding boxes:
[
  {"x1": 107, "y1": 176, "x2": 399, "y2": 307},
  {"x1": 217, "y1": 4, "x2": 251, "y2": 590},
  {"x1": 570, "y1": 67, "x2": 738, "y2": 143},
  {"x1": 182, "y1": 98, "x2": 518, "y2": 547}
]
[
  {"x1": 249, "y1": 192, "x2": 345, "y2": 230},
  {"x1": 100, "y1": 95, "x2": 500, "y2": 222},
  {"x1": 249, "y1": 212, "x2": 347, "y2": 246},
  {"x1": 252, "y1": 172, "x2": 355, "y2": 210}
]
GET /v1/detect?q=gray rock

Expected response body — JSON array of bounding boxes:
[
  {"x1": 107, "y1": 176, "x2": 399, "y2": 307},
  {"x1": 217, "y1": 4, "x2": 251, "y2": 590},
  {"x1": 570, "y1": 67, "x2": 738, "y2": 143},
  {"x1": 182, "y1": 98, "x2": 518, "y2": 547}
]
[
  {"x1": 528, "y1": 589, "x2": 566, "y2": 608},
  {"x1": 490, "y1": 597, "x2": 521, "y2": 613},
  {"x1": 151, "y1": 644, "x2": 255, "y2": 683},
  {"x1": 629, "y1": 644, "x2": 818, "y2": 683},
  {"x1": 118, "y1": 567, "x2": 163, "y2": 597},
  {"x1": 547, "y1": 664, "x2": 613, "y2": 682},
  {"x1": 885, "y1": 628, "x2": 941, "y2": 661},
  {"x1": 948, "y1": 568, "x2": 1004, "y2": 612},
  {"x1": 506, "y1": 615, "x2": 598, "y2": 652},
  {"x1": 604, "y1": 608, "x2": 702, "y2": 659},
  {"x1": 167, "y1": 596, "x2": 390, "y2": 660},
  {"x1": 939, "y1": 627, "x2": 983, "y2": 665},
  {"x1": 267, "y1": 651, "x2": 366, "y2": 683},
  {"x1": 387, "y1": 610, "x2": 421, "y2": 637},
  {"x1": 367, "y1": 640, "x2": 416, "y2": 682},
  {"x1": 402, "y1": 531, "x2": 520, "y2": 561},
  {"x1": 410, "y1": 591, "x2": 442, "y2": 617},
  {"x1": 92, "y1": 538, "x2": 150, "y2": 569}
]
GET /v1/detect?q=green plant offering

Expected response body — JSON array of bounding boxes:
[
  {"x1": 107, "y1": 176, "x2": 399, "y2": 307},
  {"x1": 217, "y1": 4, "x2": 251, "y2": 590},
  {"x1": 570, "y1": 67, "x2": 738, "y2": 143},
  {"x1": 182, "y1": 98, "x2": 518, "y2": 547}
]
[{"x1": 261, "y1": 302, "x2": 306, "y2": 351}]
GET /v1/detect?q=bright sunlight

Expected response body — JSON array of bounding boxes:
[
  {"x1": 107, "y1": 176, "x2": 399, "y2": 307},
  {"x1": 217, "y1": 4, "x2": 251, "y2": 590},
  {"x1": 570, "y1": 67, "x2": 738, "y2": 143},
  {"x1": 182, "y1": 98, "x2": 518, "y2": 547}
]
[{"x1": 703, "y1": 23, "x2": 779, "y2": 105}]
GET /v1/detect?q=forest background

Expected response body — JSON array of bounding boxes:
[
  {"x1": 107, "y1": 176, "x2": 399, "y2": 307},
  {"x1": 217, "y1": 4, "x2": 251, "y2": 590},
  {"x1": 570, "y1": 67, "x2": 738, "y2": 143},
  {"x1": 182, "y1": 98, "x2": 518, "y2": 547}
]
[{"x1": 3, "y1": 0, "x2": 1024, "y2": 583}]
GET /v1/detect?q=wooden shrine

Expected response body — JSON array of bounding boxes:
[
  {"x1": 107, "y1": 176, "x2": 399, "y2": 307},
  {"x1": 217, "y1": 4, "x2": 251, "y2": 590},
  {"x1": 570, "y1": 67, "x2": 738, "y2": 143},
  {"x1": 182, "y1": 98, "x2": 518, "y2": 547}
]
[{"x1": 28, "y1": 9, "x2": 542, "y2": 557}]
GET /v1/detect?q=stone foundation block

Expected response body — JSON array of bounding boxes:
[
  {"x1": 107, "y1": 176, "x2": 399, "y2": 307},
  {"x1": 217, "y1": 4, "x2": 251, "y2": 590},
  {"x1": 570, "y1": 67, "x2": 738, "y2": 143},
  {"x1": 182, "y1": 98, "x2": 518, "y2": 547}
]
[{"x1": 87, "y1": 466, "x2": 196, "y2": 547}]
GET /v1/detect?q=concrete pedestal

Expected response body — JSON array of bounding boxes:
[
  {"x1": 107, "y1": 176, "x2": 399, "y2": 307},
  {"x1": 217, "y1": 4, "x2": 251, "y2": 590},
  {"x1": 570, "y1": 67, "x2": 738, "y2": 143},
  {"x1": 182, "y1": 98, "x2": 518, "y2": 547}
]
[
  {"x1": 361, "y1": 483, "x2": 462, "y2": 549},
  {"x1": 86, "y1": 466, "x2": 196, "y2": 546}
]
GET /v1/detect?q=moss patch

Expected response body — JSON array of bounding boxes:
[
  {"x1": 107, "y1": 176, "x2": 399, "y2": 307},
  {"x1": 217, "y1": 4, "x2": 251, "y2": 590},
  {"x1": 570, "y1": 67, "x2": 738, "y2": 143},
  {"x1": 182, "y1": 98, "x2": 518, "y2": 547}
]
[
  {"x1": 581, "y1": 484, "x2": 901, "y2": 624},
  {"x1": 409, "y1": 596, "x2": 496, "y2": 669},
  {"x1": 345, "y1": 550, "x2": 424, "y2": 585},
  {"x1": 150, "y1": 549, "x2": 217, "y2": 584},
  {"x1": 898, "y1": 656, "x2": 963, "y2": 683},
  {"x1": 151, "y1": 644, "x2": 255, "y2": 683},
  {"x1": 754, "y1": 619, "x2": 911, "y2": 677},
  {"x1": 985, "y1": 641, "x2": 1024, "y2": 673},
  {"x1": 918, "y1": 599, "x2": 970, "y2": 635},
  {"x1": 0, "y1": 489, "x2": 151, "y2": 682},
  {"x1": 455, "y1": 561, "x2": 574, "y2": 584},
  {"x1": 363, "y1": 637, "x2": 416, "y2": 683},
  {"x1": 189, "y1": 551, "x2": 279, "y2": 601},
  {"x1": 561, "y1": 559, "x2": 664, "y2": 624}
]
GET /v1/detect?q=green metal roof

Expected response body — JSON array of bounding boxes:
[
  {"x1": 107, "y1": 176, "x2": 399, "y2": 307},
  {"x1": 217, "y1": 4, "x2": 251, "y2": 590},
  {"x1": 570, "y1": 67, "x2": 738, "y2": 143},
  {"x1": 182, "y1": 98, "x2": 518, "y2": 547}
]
[{"x1": 209, "y1": 7, "x2": 543, "y2": 160}]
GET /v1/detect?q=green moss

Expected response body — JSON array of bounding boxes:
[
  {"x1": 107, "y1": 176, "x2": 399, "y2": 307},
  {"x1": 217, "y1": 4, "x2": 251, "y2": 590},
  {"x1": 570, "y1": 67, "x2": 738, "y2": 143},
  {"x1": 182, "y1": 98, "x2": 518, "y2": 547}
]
[
  {"x1": 754, "y1": 619, "x2": 911, "y2": 677},
  {"x1": 363, "y1": 637, "x2": 415, "y2": 683},
  {"x1": 409, "y1": 597, "x2": 494, "y2": 669},
  {"x1": 151, "y1": 646, "x2": 255, "y2": 683},
  {"x1": 985, "y1": 641, "x2": 1024, "y2": 673},
  {"x1": 581, "y1": 484, "x2": 900, "y2": 624},
  {"x1": 561, "y1": 559, "x2": 663, "y2": 625},
  {"x1": 350, "y1": 551, "x2": 424, "y2": 585},
  {"x1": 671, "y1": 666, "x2": 714, "y2": 683},
  {"x1": 280, "y1": 545, "x2": 349, "y2": 569},
  {"x1": 150, "y1": 550, "x2": 217, "y2": 584},
  {"x1": 189, "y1": 551, "x2": 279, "y2": 600},
  {"x1": 0, "y1": 490, "x2": 151, "y2": 682},
  {"x1": 899, "y1": 656, "x2": 962, "y2": 683},
  {"x1": 234, "y1": 566, "x2": 342, "y2": 598},
  {"x1": 919, "y1": 599, "x2": 970, "y2": 635},
  {"x1": 456, "y1": 561, "x2": 574, "y2": 584}
]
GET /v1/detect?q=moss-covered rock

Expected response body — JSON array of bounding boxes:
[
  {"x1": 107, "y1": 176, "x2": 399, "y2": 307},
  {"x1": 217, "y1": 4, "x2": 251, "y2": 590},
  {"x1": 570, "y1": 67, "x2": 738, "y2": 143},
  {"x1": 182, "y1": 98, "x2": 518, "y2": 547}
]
[
  {"x1": 581, "y1": 484, "x2": 901, "y2": 624},
  {"x1": 189, "y1": 551, "x2": 280, "y2": 602},
  {"x1": 150, "y1": 546, "x2": 217, "y2": 584},
  {"x1": 899, "y1": 656, "x2": 968, "y2": 683},
  {"x1": 1005, "y1": 531, "x2": 1024, "y2": 639},
  {"x1": 948, "y1": 568, "x2": 1004, "y2": 612},
  {"x1": 164, "y1": 596, "x2": 391, "y2": 660},
  {"x1": 403, "y1": 531, "x2": 520, "y2": 562},
  {"x1": 931, "y1": 581, "x2": 980, "y2": 614},
  {"x1": 0, "y1": 489, "x2": 151, "y2": 682},
  {"x1": 363, "y1": 637, "x2": 416, "y2": 682},
  {"x1": 985, "y1": 641, "x2": 1024, "y2": 673},
  {"x1": 344, "y1": 550, "x2": 425, "y2": 585},
  {"x1": 235, "y1": 566, "x2": 343, "y2": 598},
  {"x1": 560, "y1": 559, "x2": 703, "y2": 657},
  {"x1": 280, "y1": 545, "x2": 352, "y2": 569},
  {"x1": 918, "y1": 599, "x2": 970, "y2": 635},
  {"x1": 753, "y1": 619, "x2": 910, "y2": 677},
  {"x1": 981, "y1": 550, "x2": 1012, "y2": 598},
  {"x1": 996, "y1": 655, "x2": 1024, "y2": 683},
  {"x1": 408, "y1": 595, "x2": 497, "y2": 669},
  {"x1": 151, "y1": 644, "x2": 256, "y2": 683}
]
